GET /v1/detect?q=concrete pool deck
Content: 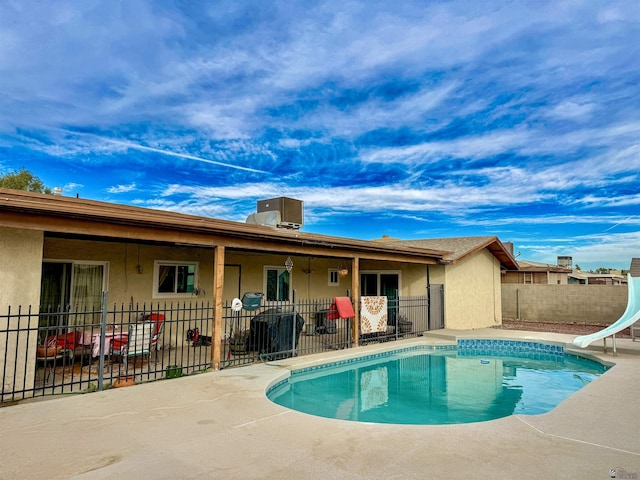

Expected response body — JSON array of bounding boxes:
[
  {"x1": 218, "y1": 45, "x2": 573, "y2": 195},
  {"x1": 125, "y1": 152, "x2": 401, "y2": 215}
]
[{"x1": 1, "y1": 329, "x2": 639, "y2": 479}]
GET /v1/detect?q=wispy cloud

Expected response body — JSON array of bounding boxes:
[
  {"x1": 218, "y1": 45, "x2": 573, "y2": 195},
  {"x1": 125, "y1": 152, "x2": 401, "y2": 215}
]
[
  {"x1": 0, "y1": 0, "x2": 638, "y2": 269},
  {"x1": 107, "y1": 183, "x2": 137, "y2": 194}
]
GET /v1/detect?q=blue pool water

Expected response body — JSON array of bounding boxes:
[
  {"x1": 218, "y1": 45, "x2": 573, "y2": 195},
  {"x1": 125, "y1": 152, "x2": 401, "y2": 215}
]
[{"x1": 267, "y1": 342, "x2": 610, "y2": 425}]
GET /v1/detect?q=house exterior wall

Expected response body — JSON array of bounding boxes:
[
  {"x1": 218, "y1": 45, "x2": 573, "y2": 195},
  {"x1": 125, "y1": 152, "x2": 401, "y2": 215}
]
[
  {"x1": 41, "y1": 240, "x2": 430, "y2": 306},
  {"x1": 399, "y1": 264, "x2": 430, "y2": 296},
  {"x1": 43, "y1": 238, "x2": 216, "y2": 308},
  {"x1": 502, "y1": 271, "x2": 568, "y2": 285},
  {"x1": 224, "y1": 252, "x2": 355, "y2": 301},
  {"x1": 441, "y1": 250, "x2": 502, "y2": 329},
  {"x1": 427, "y1": 264, "x2": 446, "y2": 284},
  {"x1": 502, "y1": 272, "x2": 522, "y2": 284},
  {"x1": 223, "y1": 254, "x2": 429, "y2": 299},
  {"x1": 0, "y1": 227, "x2": 44, "y2": 391},
  {"x1": 1, "y1": 227, "x2": 43, "y2": 309}
]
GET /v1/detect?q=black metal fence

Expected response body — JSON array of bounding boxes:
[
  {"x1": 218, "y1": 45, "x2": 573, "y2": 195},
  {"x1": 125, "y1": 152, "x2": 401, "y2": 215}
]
[
  {"x1": 1, "y1": 296, "x2": 215, "y2": 404},
  {"x1": 2, "y1": 287, "x2": 443, "y2": 404},
  {"x1": 213, "y1": 287, "x2": 443, "y2": 368}
]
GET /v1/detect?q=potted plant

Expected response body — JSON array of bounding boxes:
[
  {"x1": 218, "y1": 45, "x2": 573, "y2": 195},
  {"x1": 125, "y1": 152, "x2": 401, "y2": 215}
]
[
  {"x1": 397, "y1": 314, "x2": 412, "y2": 334},
  {"x1": 229, "y1": 329, "x2": 249, "y2": 354},
  {"x1": 113, "y1": 375, "x2": 136, "y2": 388}
]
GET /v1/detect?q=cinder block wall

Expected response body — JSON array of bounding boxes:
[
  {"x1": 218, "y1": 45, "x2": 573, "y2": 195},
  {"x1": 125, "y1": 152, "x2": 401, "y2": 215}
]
[{"x1": 502, "y1": 284, "x2": 628, "y2": 325}]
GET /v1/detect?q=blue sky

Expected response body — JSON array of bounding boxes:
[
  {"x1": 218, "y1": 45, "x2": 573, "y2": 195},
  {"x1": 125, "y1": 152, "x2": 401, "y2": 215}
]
[{"x1": 1, "y1": 1, "x2": 639, "y2": 271}]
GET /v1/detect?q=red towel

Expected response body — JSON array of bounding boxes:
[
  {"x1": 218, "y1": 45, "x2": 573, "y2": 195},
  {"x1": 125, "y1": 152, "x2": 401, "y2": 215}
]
[{"x1": 327, "y1": 297, "x2": 355, "y2": 319}]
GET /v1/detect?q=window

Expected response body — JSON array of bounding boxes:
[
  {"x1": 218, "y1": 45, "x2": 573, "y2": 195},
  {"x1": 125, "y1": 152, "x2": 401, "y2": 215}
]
[
  {"x1": 328, "y1": 269, "x2": 340, "y2": 286},
  {"x1": 264, "y1": 266, "x2": 291, "y2": 302},
  {"x1": 154, "y1": 261, "x2": 197, "y2": 297}
]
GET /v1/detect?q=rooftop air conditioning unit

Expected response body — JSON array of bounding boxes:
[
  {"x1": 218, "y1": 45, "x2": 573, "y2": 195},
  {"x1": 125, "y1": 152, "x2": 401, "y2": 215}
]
[{"x1": 257, "y1": 197, "x2": 304, "y2": 229}]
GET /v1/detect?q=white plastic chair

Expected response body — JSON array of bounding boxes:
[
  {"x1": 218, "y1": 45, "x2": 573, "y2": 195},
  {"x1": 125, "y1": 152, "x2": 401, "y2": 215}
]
[{"x1": 111, "y1": 322, "x2": 154, "y2": 369}]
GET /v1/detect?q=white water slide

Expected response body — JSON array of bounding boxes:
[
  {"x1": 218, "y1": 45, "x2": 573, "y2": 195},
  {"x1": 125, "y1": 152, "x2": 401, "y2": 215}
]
[{"x1": 573, "y1": 274, "x2": 640, "y2": 348}]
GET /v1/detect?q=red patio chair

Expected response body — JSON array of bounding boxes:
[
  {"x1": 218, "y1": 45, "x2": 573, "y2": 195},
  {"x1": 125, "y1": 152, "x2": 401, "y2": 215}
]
[{"x1": 145, "y1": 313, "x2": 165, "y2": 358}]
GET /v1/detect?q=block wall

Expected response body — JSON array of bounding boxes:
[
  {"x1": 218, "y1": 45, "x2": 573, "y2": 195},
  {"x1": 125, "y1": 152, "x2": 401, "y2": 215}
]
[{"x1": 501, "y1": 284, "x2": 628, "y2": 325}]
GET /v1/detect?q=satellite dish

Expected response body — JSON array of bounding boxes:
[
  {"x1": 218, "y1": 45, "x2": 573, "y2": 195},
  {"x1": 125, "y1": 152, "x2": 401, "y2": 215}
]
[{"x1": 231, "y1": 298, "x2": 243, "y2": 312}]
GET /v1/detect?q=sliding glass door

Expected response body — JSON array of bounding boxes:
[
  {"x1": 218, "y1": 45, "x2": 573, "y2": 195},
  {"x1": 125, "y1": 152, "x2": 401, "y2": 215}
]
[{"x1": 40, "y1": 261, "x2": 107, "y2": 327}]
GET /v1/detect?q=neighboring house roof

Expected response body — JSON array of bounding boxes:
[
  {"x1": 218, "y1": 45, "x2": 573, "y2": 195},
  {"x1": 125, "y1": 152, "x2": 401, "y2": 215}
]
[
  {"x1": 569, "y1": 270, "x2": 626, "y2": 283},
  {"x1": 630, "y1": 258, "x2": 640, "y2": 277},
  {"x1": 516, "y1": 259, "x2": 572, "y2": 273},
  {"x1": 0, "y1": 189, "x2": 446, "y2": 265},
  {"x1": 373, "y1": 235, "x2": 519, "y2": 270}
]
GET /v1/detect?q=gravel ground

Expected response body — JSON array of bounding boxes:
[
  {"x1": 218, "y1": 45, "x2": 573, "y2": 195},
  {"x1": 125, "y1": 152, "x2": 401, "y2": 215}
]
[{"x1": 496, "y1": 318, "x2": 632, "y2": 338}]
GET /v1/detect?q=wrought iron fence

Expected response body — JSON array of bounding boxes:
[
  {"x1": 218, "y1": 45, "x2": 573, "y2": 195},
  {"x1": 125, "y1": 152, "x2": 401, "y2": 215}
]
[
  {"x1": 2, "y1": 287, "x2": 443, "y2": 404},
  {"x1": 219, "y1": 296, "x2": 355, "y2": 368},
  {"x1": 1, "y1": 295, "x2": 214, "y2": 404},
  {"x1": 218, "y1": 289, "x2": 443, "y2": 368}
]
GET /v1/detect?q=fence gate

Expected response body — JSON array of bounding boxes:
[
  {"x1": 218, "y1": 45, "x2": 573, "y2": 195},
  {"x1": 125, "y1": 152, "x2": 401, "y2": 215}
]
[{"x1": 428, "y1": 284, "x2": 445, "y2": 330}]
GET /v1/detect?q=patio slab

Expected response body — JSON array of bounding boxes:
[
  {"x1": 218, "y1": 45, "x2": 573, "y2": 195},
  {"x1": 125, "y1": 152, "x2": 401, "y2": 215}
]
[{"x1": 1, "y1": 329, "x2": 639, "y2": 479}]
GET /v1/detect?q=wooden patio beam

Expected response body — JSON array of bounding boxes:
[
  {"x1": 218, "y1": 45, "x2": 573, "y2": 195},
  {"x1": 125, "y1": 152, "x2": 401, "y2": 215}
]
[
  {"x1": 351, "y1": 257, "x2": 360, "y2": 347},
  {"x1": 212, "y1": 246, "x2": 225, "y2": 371}
]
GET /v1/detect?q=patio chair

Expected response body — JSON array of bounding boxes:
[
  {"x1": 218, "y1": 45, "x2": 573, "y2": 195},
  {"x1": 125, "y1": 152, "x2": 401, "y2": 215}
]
[
  {"x1": 110, "y1": 321, "x2": 154, "y2": 369},
  {"x1": 36, "y1": 336, "x2": 75, "y2": 382},
  {"x1": 144, "y1": 313, "x2": 165, "y2": 358}
]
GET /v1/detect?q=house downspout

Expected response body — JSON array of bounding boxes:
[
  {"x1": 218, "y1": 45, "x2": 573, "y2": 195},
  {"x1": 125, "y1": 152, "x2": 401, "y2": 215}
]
[
  {"x1": 426, "y1": 265, "x2": 431, "y2": 330},
  {"x1": 351, "y1": 257, "x2": 360, "y2": 348}
]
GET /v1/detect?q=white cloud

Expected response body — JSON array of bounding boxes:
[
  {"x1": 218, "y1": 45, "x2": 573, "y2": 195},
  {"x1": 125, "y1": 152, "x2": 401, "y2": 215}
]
[
  {"x1": 546, "y1": 100, "x2": 596, "y2": 121},
  {"x1": 107, "y1": 183, "x2": 137, "y2": 194},
  {"x1": 521, "y1": 231, "x2": 640, "y2": 269},
  {"x1": 160, "y1": 179, "x2": 548, "y2": 217}
]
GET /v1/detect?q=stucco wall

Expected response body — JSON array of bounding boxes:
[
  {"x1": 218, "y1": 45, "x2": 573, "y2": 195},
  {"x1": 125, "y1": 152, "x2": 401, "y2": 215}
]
[
  {"x1": 0, "y1": 227, "x2": 43, "y2": 391},
  {"x1": 42, "y1": 241, "x2": 429, "y2": 306},
  {"x1": 502, "y1": 284, "x2": 628, "y2": 325},
  {"x1": 442, "y1": 250, "x2": 502, "y2": 329},
  {"x1": 225, "y1": 252, "x2": 355, "y2": 300},
  {"x1": 1, "y1": 227, "x2": 43, "y2": 309},
  {"x1": 43, "y1": 238, "x2": 216, "y2": 307}
]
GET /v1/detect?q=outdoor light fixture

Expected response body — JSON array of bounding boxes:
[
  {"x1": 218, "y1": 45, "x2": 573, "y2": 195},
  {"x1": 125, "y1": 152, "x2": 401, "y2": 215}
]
[
  {"x1": 338, "y1": 261, "x2": 349, "y2": 276},
  {"x1": 285, "y1": 256, "x2": 294, "y2": 273}
]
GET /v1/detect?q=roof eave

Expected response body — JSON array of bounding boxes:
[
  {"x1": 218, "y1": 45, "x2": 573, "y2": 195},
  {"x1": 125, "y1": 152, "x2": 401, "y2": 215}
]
[{"x1": 0, "y1": 189, "x2": 445, "y2": 262}]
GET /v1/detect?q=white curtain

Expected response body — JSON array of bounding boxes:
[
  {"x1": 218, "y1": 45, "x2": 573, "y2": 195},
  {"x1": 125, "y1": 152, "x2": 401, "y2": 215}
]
[{"x1": 70, "y1": 264, "x2": 104, "y2": 325}]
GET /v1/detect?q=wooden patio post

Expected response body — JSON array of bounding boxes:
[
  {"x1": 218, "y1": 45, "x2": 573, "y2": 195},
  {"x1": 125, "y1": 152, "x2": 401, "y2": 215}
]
[
  {"x1": 351, "y1": 257, "x2": 359, "y2": 347},
  {"x1": 212, "y1": 245, "x2": 225, "y2": 370}
]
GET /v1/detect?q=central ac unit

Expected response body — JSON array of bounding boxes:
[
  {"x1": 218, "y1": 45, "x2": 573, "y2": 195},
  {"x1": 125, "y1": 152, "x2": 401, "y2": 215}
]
[{"x1": 257, "y1": 197, "x2": 304, "y2": 229}]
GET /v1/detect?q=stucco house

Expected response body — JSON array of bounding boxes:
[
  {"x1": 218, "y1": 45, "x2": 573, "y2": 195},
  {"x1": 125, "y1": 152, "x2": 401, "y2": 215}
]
[
  {"x1": 374, "y1": 235, "x2": 518, "y2": 329},
  {"x1": 0, "y1": 189, "x2": 517, "y2": 398},
  {"x1": 502, "y1": 259, "x2": 572, "y2": 285}
]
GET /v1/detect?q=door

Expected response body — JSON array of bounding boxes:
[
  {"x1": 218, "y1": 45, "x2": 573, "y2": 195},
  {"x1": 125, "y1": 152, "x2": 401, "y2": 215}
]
[
  {"x1": 359, "y1": 272, "x2": 400, "y2": 328},
  {"x1": 40, "y1": 261, "x2": 107, "y2": 327},
  {"x1": 380, "y1": 274, "x2": 399, "y2": 328},
  {"x1": 39, "y1": 263, "x2": 73, "y2": 333}
]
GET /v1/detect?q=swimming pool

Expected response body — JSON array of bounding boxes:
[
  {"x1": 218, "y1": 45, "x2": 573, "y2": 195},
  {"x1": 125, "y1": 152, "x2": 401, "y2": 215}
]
[{"x1": 267, "y1": 340, "x2": 610, "y2": 425}]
